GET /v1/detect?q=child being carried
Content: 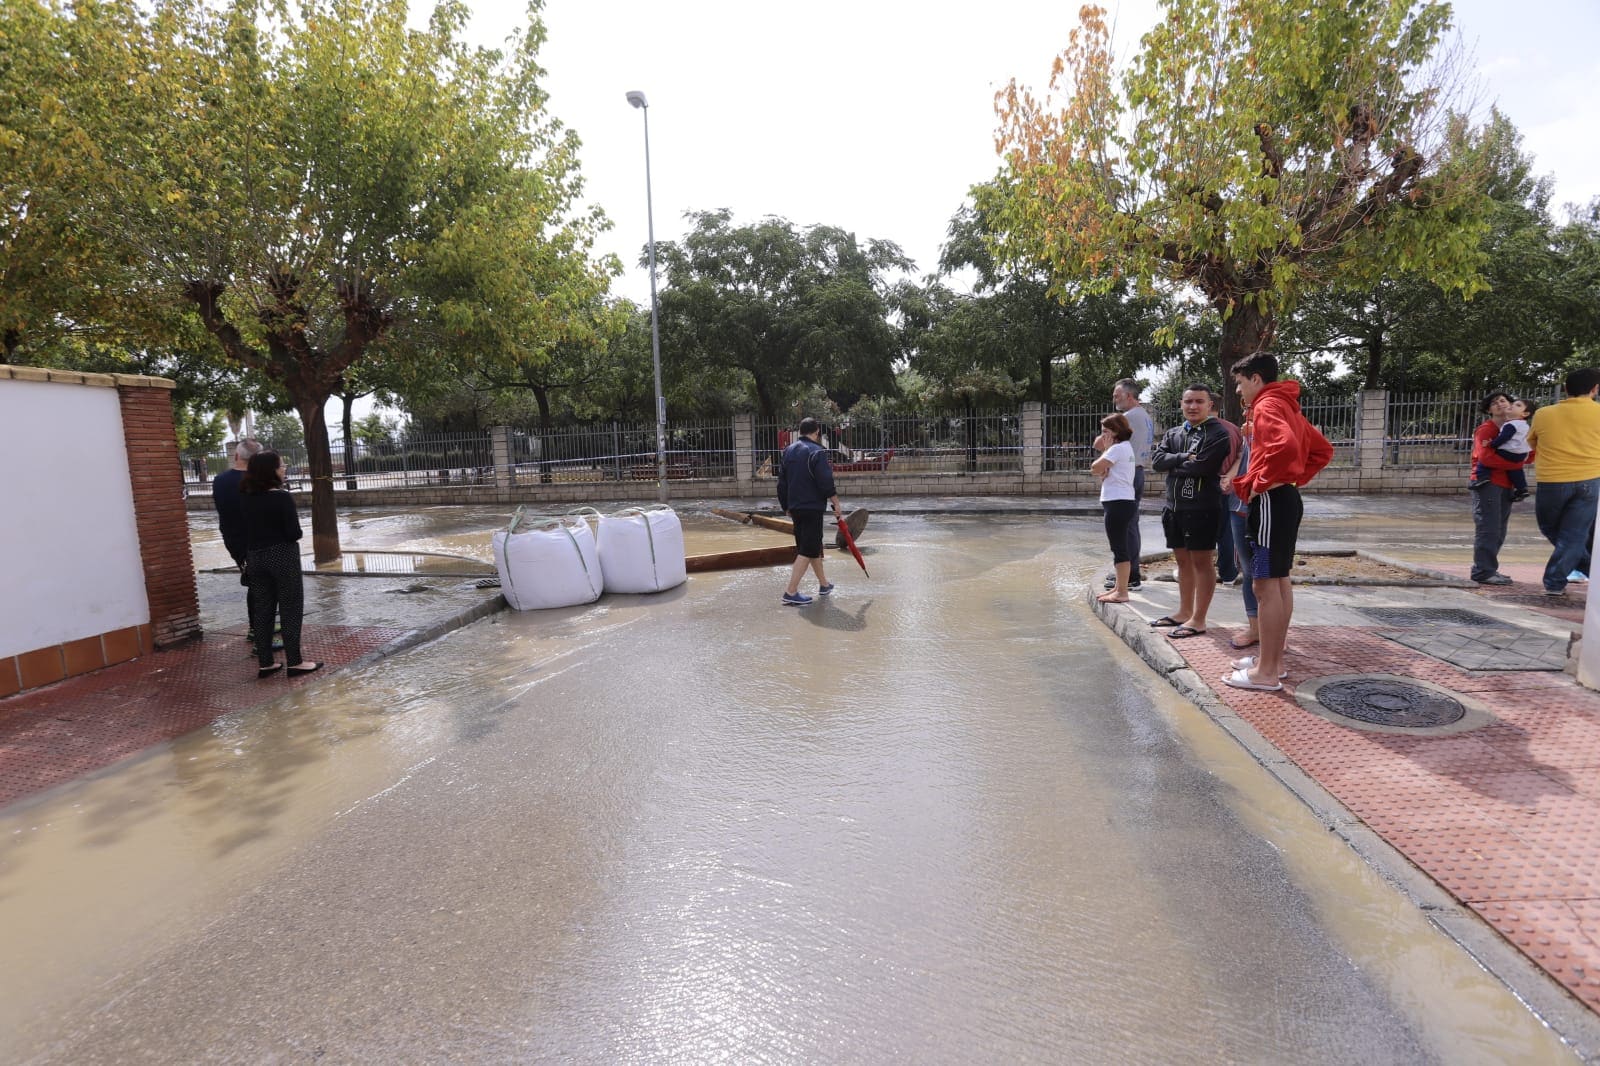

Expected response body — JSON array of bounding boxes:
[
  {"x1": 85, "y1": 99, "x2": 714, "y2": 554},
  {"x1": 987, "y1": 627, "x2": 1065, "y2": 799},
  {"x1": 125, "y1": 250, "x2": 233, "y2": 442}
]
[{"x1": 1471, "y1": 398, "x2": 1535, "y2": 501}]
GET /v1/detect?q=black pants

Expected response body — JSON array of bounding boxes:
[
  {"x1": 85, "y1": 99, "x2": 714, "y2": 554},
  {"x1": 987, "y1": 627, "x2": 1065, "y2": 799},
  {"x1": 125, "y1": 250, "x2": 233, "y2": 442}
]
[
  {"x1": 247, "y1": 542, "x2": 305, "y2": 667},
  {"x1": 1102, "y1": 498, "x2": 1138, "y2": 564},
  {"x1": 229, "y1": 548, "x2": 261, "y2": 637}
]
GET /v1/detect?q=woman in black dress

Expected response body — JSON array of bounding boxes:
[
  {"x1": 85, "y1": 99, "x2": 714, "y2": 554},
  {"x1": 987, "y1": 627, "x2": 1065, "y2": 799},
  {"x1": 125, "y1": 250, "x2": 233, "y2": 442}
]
[{"x1": 240, "y1": 451, "x2": 321, "y2": 678}]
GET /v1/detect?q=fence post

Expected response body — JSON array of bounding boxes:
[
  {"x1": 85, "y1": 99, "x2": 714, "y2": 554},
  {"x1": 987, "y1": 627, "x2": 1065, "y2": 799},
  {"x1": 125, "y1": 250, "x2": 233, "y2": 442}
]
[
  {"x1": 734, "y1": 412, "x2": 754, "y2": 499},
  {"x1": 490, "y1": 425, "x2": 513, "y2": 496},
  {"x1": 1357, "y1": 389, "x2": 1387, "y2": 480},
  {"x1": 1022, "y1": 401, "x2": 1043, "y2": 490}
]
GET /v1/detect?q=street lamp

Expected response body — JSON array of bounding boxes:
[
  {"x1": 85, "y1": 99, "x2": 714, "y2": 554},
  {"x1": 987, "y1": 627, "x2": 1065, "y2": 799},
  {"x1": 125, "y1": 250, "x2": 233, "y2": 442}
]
[{"x1": 626, "y1": 89, "x2": 668, "y2": 504}]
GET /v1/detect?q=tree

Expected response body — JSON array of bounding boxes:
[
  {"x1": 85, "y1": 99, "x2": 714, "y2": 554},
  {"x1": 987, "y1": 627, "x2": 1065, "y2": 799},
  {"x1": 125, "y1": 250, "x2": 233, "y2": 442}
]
[
  {"x1": 993, "y1": 0, "x2": 1490, "y2": 419},
  {"x1": 933, "y1": 193, "x2": 1170, "y2": 406},
  {"x1": 1281, "y1": 112, "x2": 1593, "y2": 392},
  {"x1": 0, "y1": 0, "x2": 148, "y2": 360},
  {"x1": 656, "y1": 209, "x2": 910, "y2": 423},
  {"x1": 115, "y1": 0, "x2": 610, "y2": 561}
]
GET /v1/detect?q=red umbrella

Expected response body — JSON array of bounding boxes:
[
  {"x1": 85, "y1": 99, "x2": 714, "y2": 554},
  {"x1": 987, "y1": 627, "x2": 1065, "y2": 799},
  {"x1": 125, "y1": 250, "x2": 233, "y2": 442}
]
[{"x1": 834, "y1": 507, "x2": 869, "y2": 577}]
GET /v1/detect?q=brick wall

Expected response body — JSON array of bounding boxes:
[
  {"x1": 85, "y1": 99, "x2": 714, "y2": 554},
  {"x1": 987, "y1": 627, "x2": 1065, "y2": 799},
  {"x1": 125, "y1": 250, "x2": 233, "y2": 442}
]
[{"x1": 118, "y1": 383, "x2": 201, "y2": 647}]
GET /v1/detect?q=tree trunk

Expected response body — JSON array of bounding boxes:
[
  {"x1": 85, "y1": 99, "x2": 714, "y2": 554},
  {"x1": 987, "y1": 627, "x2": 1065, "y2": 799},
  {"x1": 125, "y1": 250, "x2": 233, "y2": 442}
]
[
  {"x1": 535, "y1": 386, "x2": 554, "y2": 484},
  {"x1": 965, "y1": 396, "x2": 978, "y2": 473},
  {"x1": 1216, "y1": 304, "x2": 1275, "y2": 423},
  {"x1": 1038, "y1": 348, "x2": 1052, "y2": 406},
  {"x1": 1363, "y1": 330, "x2": 1386, "y2": 391},
  {"x1": 340, "y1": 391, "x2": 358, "y2": 489},
  {"x1": 294, "y1": 395, "x2": 341, "y2": 564}
]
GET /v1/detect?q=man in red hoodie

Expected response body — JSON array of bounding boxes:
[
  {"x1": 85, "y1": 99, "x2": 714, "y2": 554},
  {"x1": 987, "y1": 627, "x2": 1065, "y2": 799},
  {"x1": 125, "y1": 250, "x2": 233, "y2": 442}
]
[{"x1": 1225, "y1": 352, "x2": 1334, "y2": 691}]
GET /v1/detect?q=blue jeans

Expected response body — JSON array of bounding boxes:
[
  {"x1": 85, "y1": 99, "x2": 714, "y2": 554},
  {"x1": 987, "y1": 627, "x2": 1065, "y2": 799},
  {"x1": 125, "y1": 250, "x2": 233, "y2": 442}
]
[
  {"x1": 1470, "y1": 484, "x2": 1513, "y2": 583},
  {"x1": 1534, "y1": 478, "x2": 1599, "y2": 592},
  {"x1": 1230, "y1": 509, "x2": 1256, "y2": 617},
  {"x1": 1216, "y1": 507, "x2": 1239, "y2": 582},
  {"x1": 1128, "y1": 467, "x2": 1146, "y2": 581}
]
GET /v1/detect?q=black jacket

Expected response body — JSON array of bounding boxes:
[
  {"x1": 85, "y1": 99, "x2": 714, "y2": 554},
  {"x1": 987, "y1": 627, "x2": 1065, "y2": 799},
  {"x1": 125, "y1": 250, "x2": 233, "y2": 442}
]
[
  {"x1": 1151, "y1": 418, "x2": 1230, "y2": 511},
  {"x1": 240, "y1": 489, "x2": 303, "y2": 551},
  {"x1": 777, "y1": 437, "x2": 837, "y2": 512}
]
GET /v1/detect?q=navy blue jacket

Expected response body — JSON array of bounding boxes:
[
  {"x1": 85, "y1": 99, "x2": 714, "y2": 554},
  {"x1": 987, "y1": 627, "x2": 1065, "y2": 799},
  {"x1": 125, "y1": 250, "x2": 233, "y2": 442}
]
[
  {"x1": 777, "y1": 436, "x2": 837, "y2": 512},
  {"x1": 212, "y1": 468, "x2": 247, "y2": 559}
]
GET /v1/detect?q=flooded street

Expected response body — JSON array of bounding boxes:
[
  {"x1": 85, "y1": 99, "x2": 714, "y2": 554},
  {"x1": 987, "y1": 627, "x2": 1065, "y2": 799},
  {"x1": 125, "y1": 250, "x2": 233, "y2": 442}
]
[{"x1": 1, "y1": 507, "x2": 1577, "y2": 1063}]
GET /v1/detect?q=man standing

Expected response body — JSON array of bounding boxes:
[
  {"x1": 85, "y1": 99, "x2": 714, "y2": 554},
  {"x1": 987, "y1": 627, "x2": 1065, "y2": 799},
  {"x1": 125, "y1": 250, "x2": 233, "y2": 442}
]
[
  {"x1": 214, "y1": 438, "x2": 266, "y2": 642},
  {"x1": 1108, "y1": 378, "x2": 1155, "y2": 590},
  {"x1": 1469, "y1": 391, "x2": 1527, "y2": 586},
  {"x1": 777, "y1": 416, "x2": 840, "y2": 606},
  {"x1": 1227, "y1": 353, "x2": 1333, "y2": 691},
  {"x1": 1148, "y1": 384, "x2": 1232, "y2": 640},
  {"x1": 1527, "y1": 368, "x2": 1600, "y2": 596}
]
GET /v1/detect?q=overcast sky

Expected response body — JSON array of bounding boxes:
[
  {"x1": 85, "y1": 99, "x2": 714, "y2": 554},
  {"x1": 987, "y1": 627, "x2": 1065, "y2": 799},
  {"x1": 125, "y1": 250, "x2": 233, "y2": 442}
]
[{"x1": 460, "y1": 0, "x2": 1600, "y2": 305}]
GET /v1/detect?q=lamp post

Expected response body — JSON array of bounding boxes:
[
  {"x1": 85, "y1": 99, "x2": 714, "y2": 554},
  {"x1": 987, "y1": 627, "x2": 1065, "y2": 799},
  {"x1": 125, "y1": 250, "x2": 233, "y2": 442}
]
[{"x1": 626, "y1": 89, "x2": 668, "y2": 504}]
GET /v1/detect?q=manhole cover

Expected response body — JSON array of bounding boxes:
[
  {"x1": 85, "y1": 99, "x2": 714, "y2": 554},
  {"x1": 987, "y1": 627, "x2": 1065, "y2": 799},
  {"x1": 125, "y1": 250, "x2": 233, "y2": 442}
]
[
  {"x1": 1315, "y1": 678, "x2": 1467, "y2": 728},
  {"x1": 1356, "y1": 607, "x2": 1507, "y2": 627}
]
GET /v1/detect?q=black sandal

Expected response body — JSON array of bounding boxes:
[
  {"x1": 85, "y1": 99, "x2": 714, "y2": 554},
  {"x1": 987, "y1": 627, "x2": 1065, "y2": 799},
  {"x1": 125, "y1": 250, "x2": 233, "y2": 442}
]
[{"x1": 257, "y1": 664, "x2": 283, "y2": 678}]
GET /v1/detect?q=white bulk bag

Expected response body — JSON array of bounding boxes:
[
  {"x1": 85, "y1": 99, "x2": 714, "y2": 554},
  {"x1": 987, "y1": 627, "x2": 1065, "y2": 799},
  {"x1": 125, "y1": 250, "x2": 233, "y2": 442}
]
[
  {"x1": 492, "y1": 514, "x2": 603, "y2": 610},
  {"x1": 597, "y1": 505, "x2": 687, "y2": 594}
]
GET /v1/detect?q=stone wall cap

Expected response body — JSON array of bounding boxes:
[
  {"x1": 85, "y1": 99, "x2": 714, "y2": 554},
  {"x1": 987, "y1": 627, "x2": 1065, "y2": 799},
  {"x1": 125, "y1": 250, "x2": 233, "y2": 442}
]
[{"x1": 0, "y1": 363, "x2": 176, "y2": 390}]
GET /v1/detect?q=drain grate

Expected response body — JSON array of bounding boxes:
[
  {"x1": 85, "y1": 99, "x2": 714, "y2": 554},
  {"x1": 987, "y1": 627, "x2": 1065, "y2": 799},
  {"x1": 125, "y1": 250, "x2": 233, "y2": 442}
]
[
  {"x1": 1315, "y1": 678, "x2": 1467, "y2": 728},
  {"x1": 1356, "y1": 607, "x2": 1508, "y2": 628}
]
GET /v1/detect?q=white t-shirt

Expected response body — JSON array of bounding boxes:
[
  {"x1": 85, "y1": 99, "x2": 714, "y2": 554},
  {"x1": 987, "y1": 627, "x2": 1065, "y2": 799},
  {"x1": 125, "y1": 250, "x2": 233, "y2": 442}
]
[{"x1": 1099, "y1": 440, "x2": 1136, "y2": 501}]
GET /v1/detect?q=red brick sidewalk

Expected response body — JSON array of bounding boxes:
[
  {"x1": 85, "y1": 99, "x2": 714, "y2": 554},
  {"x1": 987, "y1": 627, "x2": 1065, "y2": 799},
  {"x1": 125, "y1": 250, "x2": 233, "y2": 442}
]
[
  {"x1": 1159, "y1": 581, "x2": 1600, "y2": 1015},
  {"x1": 0, "y1": 624, "x2": 404, "y2": 807}
]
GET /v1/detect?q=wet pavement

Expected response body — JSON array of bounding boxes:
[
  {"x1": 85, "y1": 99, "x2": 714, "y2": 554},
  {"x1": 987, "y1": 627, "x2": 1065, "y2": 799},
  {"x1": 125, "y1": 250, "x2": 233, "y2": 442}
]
[{"x1": 0, "y1": 498, "x2": 1594, "y2": 1062}]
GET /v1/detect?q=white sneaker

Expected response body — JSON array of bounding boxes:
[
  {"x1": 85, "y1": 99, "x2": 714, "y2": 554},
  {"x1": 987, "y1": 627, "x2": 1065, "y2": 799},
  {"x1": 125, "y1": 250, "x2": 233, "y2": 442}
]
[{"x1": 1229, "y1": 655, "x2": 1288, "y2": 679}]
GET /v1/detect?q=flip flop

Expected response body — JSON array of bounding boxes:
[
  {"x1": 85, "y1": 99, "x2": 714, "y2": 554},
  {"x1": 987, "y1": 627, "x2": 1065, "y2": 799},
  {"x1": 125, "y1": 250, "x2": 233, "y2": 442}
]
[
  {"x1": 1229, "y1": 636, "x2": 1259, "y2": 649},
  {"x1": 1230, "y1": 655, "x2": 1288, "y2": 679},
  {"x1": 286, "y1": 662, "x2": 323, "y2": 676},
  {"x1": 257, "y1": 664, "x2": 283, "y2": 678},
  {"x1": 1168, "y1": 625, "x2": 1207, "y2": 639},
  {"x1": 1221, "y1": 667, "x2": 1282, "y2": 692},
  {"x1": 1149, "y1": 616, "x2": 1185, "y2": 628}
]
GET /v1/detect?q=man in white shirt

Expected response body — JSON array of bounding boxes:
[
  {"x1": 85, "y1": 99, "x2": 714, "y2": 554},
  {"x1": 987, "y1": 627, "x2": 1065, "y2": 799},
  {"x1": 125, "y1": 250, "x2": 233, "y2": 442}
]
[{"x1": 1108, "y1": 378, "x2": 1155, "y2": 589}]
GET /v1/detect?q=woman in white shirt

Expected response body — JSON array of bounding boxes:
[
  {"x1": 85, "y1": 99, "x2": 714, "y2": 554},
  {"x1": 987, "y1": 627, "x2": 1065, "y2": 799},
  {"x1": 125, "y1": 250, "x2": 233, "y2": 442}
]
[{"x1": 1092, "y1": 412, "x2": 1139, "y2": 603}]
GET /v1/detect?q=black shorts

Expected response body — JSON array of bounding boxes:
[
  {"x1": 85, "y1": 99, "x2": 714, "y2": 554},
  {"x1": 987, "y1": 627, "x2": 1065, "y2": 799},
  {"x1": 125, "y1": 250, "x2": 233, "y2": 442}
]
[
  {"x1": 791, "y1": 509, "x2": 825, "y2": 558},
  {"x1": 1246, "y1": 484, "x2": 1303, "y2": 578},
  {"x1": 1162, "y1": 507, "x2": 1221, "y2": 552}
]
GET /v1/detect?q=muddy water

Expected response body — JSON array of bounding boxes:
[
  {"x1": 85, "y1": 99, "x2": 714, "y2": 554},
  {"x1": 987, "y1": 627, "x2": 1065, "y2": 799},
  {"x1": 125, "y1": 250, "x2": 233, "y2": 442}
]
[{"x1": 2, "y1": 513, "x2": 1577, "y2": 1063}]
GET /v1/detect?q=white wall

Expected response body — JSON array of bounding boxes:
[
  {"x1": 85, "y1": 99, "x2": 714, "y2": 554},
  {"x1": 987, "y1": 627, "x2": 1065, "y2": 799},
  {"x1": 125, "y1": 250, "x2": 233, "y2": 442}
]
[
  {"x1": 1581, "y1": 523, "x2": 1600, "y2": 691},
  {"x1": 0, "y1": 379, "x2": 149, "y2": 657}
]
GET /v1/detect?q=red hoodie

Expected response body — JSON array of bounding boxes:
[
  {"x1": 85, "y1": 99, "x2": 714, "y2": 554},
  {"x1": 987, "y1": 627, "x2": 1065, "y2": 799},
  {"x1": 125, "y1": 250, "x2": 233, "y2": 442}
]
[{"x1": 1234, "y1": 380, "x2": 1333, "y2": 500}]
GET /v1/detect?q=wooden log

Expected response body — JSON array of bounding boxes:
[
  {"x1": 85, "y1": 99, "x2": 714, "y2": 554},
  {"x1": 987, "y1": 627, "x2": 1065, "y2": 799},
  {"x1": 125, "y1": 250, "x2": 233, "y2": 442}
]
[{"x1": 685, "y1": 544, "x2": 797, "y2": 572}]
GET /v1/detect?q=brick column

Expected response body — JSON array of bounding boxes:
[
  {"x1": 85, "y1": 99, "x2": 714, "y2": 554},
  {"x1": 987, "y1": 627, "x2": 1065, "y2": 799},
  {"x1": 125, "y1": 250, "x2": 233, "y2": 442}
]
[
  {"x1": 1357, "y1": 389, "x2": 1387, "y2": 480},
  {"x1": 117, "y1": 380, "x2": 200, "y2": 647},
  {"x1": 491, "y1": 426, "x2": 514, "y2": 491},
  {"x1": 1022, "y1": 402, "x2": 1044, "y2": 487},
  {"x1": 734, "y1": 413, "x2": 754, "y2": 497}
]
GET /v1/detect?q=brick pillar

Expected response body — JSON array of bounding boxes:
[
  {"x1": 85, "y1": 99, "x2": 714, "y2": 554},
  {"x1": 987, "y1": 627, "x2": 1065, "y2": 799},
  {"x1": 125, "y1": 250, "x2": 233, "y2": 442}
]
[
  {"x1": 491, "y1": 426, "x2": 514, "y2": 491},
  {"x1": 117, "y1": 380, "x2": 200, "y2": 647},
  {"x1": 1022, "y1": 402, "x2": 1043, "y2": 489},
  {"x1": 1357, "y1": 389, "x2": 1387, "y2": 480},
  {"x1": 734, "y1": 412, "x2": 754, "y2": 497}
]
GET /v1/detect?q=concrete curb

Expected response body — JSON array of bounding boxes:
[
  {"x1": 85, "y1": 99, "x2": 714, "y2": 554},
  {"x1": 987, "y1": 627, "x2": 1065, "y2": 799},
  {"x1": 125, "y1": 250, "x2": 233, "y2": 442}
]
[
  {"x1": 1086, "y1": 585, "x2": 1600, "y2": 1061},
  {"x1": 345, "y1": 592, "x2": 508, "y2": 672}
]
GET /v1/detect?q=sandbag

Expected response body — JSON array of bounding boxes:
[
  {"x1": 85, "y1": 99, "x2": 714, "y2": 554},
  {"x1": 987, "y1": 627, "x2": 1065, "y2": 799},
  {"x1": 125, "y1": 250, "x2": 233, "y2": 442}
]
[
  {"x1": 492, "y1": 514, "x2": 603, "y2": 610},
  {"x1": 597, "y1": 505, "x2": 687, "y2": 594}
]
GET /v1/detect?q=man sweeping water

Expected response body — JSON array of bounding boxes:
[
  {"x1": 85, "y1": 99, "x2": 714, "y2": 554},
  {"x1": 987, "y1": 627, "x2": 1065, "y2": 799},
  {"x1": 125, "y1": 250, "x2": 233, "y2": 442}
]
[{"x1": 777, "y1": 416, "x2": 841, "y2": 606}]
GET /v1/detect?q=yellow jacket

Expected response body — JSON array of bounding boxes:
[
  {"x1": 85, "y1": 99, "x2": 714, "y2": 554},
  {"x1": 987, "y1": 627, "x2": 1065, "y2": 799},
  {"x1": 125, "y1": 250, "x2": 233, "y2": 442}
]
[{"x1": 1527, "y1": 397, "x2": 1600, "y2": 482}]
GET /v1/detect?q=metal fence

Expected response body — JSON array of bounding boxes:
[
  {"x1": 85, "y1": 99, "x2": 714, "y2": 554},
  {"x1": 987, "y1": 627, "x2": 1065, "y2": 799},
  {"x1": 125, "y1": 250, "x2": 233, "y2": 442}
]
[
  {"x1": 179, "y1": 389, "x2": 1554, "y2": 491},
  {"x1": 754, "y1": 409, "x2": 1024, "y2": 477},
  {"x1": 1382, "y1": 385, "x2": 1557, "y2": 467},
  {"x1": 509, "y1": 421, "x2": 736, "y2": 484}
]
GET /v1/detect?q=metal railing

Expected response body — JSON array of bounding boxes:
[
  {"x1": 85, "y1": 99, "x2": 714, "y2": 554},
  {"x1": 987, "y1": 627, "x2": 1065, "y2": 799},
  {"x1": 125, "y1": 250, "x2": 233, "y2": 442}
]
[
  {"x1": 509, "y1": 421, "x2": 737, "y2": 484},
  {"x1": 180, "y1": 389, "x2": 1558, "y2": 494},
  {"x1": 755, "y1": 409, "x2": 1024, "y2": 477}
]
